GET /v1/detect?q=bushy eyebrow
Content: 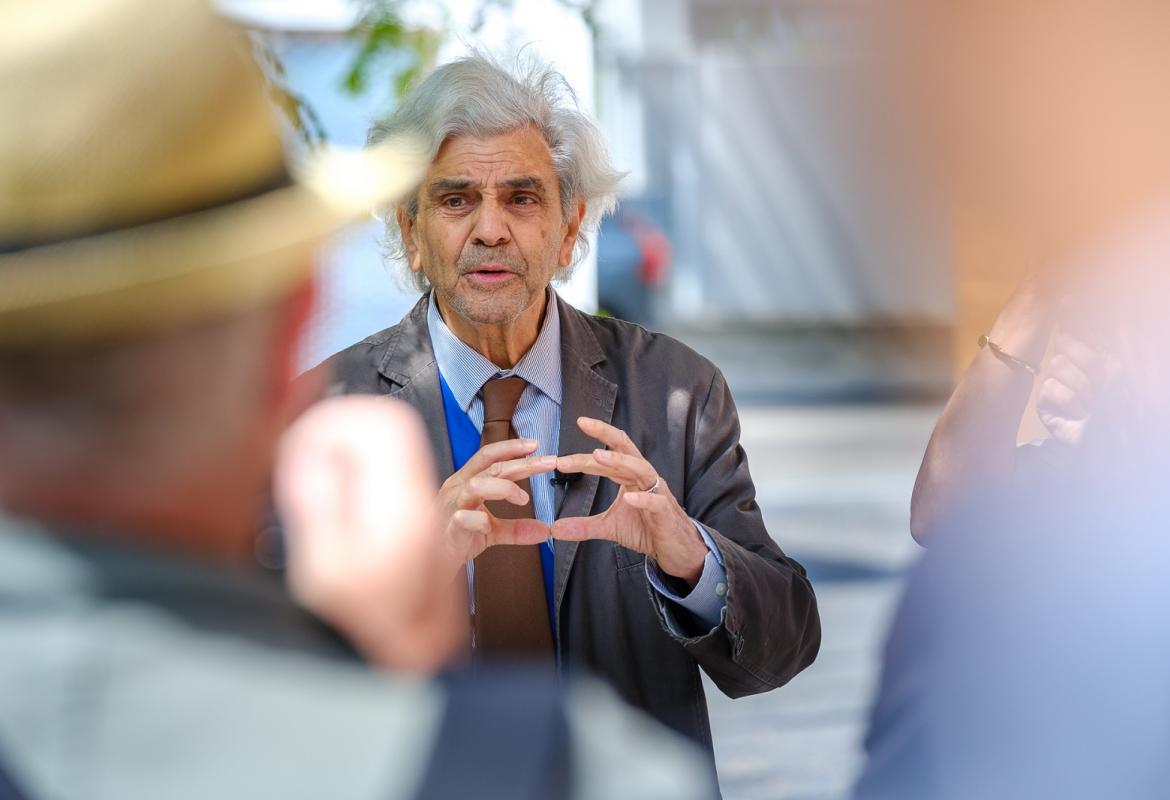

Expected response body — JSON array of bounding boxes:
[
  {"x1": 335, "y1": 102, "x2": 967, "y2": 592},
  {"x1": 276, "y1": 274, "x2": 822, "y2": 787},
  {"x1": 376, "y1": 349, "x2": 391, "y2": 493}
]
[
  {"x1": 427, "y1": 177, "x2": 473, "y2": 194},
  {"x1": 426, "y1": 175, "x2": 546, "y2": 194},
  {"x1": 502, "y1": 176, "x2": 545, "y2": 192}
]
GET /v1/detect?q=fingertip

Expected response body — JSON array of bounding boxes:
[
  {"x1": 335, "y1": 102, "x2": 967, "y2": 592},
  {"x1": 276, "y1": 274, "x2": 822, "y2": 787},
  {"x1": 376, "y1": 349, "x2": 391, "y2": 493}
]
[{"x1": 550, "y1": 520, "x2": 578, "y2": 540}]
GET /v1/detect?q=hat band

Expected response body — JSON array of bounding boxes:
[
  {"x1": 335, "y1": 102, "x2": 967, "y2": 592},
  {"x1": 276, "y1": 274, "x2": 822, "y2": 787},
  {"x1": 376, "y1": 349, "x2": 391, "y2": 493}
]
[{"x1": 0, "y1": 166, "x2": 294, "y2": 255}]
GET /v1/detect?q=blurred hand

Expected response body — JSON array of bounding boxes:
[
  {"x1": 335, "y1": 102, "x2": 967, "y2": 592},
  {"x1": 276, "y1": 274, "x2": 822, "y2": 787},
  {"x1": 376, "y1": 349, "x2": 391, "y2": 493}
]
[
  {"x1": 435, "y1": 439, "x2": 557, "y2": 569},
  {"x1": 275, "y1": 396, "x2": 465, "y2": 673},
  {"x1": 552, "y1": 417, "x2": 708, "y2": 585},
  {"x1": 1036, "y1": 328, "x2": 1116, "y2": 448}
]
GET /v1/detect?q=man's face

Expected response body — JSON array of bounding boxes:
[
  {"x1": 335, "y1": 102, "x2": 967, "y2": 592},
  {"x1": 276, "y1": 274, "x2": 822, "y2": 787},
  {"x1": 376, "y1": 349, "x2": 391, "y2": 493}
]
[{"x1": 401, "y1": 127, "x2": 579, "y2": 326}]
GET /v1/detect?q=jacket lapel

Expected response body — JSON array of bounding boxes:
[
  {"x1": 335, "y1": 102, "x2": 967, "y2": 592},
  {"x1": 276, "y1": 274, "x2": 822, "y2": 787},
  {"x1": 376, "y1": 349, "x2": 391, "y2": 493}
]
[
  {"x1": 377, "y1": 295, "x2": 456, "y2": 483},
  {"x1": 375, "y1": 294, "x2": 614, "y2": 622},
  {"x1": 553, "y1": 295, "x2": 617, "y2": 615}
]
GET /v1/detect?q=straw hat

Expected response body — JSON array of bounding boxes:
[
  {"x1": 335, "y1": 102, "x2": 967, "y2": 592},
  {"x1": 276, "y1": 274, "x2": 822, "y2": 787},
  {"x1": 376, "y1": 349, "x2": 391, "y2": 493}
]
[{"x1": 0, "y1": 0, "x2": 425, "y2": 344}]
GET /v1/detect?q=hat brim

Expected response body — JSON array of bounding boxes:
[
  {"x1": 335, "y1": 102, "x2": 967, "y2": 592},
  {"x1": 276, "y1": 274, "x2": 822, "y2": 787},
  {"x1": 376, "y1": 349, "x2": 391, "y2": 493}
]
[{"x1": 0, "y1": 136, "x2": 426, "y2": 345}]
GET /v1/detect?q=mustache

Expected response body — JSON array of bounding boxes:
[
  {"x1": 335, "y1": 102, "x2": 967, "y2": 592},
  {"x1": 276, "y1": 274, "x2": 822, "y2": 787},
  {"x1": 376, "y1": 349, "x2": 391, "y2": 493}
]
[{"x1": 456, "y1": 247, "x2": 526, "y2": 275}]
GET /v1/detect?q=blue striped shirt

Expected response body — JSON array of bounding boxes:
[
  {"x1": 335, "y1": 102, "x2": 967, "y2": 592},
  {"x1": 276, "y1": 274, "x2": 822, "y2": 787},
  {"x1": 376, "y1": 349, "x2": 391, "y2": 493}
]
[
  {"x1": 426, "y1": 289, "x2": 727, "y2": 634},
  {"x1": 427, "y1": 290, "x2": 563, "y2": 524}
]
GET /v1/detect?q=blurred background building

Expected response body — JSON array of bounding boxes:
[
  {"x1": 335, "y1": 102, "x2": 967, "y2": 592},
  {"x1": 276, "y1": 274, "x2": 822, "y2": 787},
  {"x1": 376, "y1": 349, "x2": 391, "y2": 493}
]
[{"x1": 221, "y1": 2, "x2": 970, "y2": 797}]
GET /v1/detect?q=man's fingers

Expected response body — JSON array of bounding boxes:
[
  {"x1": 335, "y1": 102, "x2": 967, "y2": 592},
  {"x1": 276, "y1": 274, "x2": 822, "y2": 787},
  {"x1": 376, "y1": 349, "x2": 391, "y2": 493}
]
[
  {"x1": 1037, "y1": 377, "x2": 1089, "y2": 421},
  {"x1": 460, "y1": 438, "x2": 540, "y2": 476},
  {"x1": 452, "y1": 508, "x2": 492, "y2": 537},
  {"x1": 1046, "y1": 353, "x2": 1095, "y2": 400},
  {"x1": 459, "y1": 476, "x2": 530, "y2": 509},
  {"x1": 555, "y1": 452, "x2": 637, "y2": 487},
  {"x1": 550, "y1": 515, "x2": 612, "y2": 543},
  {"x1": 576, "y1": 417, "x2": 641, "y2": 457},
  {"x1": 486, "y1": 455, "x2": 558, "y2": 482},
  {"x1": 593, "y1": 449, "x2": 658, "y2": 488},
  {"x1": 1053, "y1": 330, "x2": 1105, "y2": 374},
  {"x1": 491, "y1": 518, "x2": 553, "y2": 546},
  {"x1": 1038, "y1": 413, "x2": 1087, "y2": 448},
  {"x1": 556, "y1": 451, "x2": 656, "y2": 490},
  {"x1": 623, "y1": 491, "x2": 672, "y2": 513}
]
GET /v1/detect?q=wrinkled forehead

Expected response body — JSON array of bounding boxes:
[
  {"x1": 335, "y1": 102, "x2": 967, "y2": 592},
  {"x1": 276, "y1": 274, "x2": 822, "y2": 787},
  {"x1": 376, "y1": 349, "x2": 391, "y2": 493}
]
[{"x1": 425, "y1": 127, "x2": 558, "y2": 190}]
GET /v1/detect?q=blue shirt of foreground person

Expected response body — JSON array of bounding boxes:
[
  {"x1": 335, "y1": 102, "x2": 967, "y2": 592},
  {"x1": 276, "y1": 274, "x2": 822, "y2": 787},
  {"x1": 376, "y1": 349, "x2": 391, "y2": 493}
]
[{"x1": 323, "y1": 53, "x2": 821, "y2": 772}]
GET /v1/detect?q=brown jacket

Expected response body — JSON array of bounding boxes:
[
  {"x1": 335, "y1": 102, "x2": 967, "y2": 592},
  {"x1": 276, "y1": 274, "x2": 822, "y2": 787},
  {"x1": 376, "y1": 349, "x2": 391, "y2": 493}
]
[{"x1": 324, "y1": 293, "x2": 821, "y2": 768}]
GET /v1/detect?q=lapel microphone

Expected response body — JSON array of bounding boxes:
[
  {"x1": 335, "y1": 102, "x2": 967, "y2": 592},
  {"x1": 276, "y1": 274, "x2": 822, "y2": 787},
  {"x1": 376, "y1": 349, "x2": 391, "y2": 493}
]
[
  {"x1": 551, "y1": 470, "x2": 582, "y2": 520},
  {"x1": 550, "y1": 470, "x2": 583, "y2": 490}
]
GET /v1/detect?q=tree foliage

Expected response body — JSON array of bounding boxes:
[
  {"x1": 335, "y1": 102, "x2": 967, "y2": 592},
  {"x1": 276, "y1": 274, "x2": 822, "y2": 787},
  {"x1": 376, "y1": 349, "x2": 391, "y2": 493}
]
[{"x1": 256, "y1": 0, "x2": 596, "y2": 147}]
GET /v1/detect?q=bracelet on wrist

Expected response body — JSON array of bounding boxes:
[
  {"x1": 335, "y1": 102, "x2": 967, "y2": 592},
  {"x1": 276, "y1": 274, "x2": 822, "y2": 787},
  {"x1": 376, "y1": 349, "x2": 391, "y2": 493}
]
[{"x1": 978, "y1": 335, "x2": 1040, "y2": 377}]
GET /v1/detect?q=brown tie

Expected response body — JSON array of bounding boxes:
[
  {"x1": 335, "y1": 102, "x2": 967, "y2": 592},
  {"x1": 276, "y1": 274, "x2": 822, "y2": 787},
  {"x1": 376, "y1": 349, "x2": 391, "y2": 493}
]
[{"x1": 473, "y1": 376, "x2": 555, "y2": 661}]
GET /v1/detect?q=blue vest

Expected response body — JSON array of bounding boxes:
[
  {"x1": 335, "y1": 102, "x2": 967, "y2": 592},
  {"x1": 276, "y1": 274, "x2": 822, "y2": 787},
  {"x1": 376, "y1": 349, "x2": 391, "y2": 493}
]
[{"x1": 438, "y1": 373, "x2": 557, "y2": 640}]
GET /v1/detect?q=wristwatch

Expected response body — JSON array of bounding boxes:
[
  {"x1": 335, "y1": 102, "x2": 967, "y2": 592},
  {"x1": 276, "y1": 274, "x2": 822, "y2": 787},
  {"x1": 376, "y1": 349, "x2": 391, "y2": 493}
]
[{"x1": 978, "y1": 335, "x2": 1040, "y2": 377}]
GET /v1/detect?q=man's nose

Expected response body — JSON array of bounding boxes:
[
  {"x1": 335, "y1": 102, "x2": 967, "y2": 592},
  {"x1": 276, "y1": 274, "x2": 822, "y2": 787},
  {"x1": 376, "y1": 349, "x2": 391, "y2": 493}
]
[{"x1": 470, "y1": 199, "x2": 510, "y2": 247}]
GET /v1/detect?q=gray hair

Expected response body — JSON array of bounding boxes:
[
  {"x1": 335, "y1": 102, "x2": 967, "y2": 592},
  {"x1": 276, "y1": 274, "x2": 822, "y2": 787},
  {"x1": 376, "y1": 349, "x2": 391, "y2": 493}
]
[{"x1": 368, "y1": 52, "x2": 623, "y2": 291}]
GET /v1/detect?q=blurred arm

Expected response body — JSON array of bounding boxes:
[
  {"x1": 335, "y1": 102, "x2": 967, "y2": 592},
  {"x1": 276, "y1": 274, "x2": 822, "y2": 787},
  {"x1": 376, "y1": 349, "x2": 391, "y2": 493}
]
[{"x1": 910, "y1": 280, "x2": 1053, "y2": 545}]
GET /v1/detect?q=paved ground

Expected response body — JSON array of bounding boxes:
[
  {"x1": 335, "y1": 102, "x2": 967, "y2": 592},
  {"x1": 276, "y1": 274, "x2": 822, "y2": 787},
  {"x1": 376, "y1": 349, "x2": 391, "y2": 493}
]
[{"x1": 704, "y1": 404, "x2": 937, "y2": 799}]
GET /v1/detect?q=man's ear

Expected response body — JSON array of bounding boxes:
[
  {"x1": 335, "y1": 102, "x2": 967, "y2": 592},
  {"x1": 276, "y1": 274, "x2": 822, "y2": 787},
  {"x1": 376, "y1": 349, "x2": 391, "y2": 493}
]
[
  {"x1": 397, "y1": 205, "x2": 424, "y2": 274},
  {"x1": 559, "y1": 200, "x2": 587, "y2": 267}
]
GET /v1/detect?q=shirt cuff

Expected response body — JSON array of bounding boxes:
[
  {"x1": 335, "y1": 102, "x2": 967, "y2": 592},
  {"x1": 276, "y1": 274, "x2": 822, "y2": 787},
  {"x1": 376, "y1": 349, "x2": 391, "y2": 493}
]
[{"x1": 645, "y1": 520, "x2": 728, "y2": 636}]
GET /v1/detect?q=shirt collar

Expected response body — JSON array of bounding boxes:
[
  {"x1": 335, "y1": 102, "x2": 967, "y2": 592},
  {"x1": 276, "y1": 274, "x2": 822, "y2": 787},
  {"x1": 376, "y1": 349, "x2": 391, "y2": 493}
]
[{"x1": 426, "y1": 288, "x2": 563, "y2": 413}]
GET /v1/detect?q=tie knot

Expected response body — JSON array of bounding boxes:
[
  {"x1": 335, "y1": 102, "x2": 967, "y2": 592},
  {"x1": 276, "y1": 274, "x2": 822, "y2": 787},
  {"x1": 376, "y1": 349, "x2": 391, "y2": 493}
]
[{"x1": 481, "y1": 376, "x2": 528, "y2": 424}]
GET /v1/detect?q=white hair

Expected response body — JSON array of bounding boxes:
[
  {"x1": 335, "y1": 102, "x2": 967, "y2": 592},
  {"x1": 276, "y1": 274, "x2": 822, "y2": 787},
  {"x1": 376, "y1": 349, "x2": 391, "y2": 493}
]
[{"x1": 368, "y1": 52, "x2": 623, "y2": 291}]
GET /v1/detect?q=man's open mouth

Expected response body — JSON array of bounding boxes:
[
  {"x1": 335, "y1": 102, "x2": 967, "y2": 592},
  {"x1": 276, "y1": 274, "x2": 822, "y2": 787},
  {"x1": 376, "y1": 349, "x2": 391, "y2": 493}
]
[{"x1": 466, "y1": 265, "x2": 516, "y2": 282}]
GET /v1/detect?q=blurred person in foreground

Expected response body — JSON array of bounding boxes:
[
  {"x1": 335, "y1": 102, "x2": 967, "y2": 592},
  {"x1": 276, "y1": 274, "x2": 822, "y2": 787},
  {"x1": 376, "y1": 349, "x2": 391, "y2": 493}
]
[
  {"x1": 323, "y1": 53, "x2": 821, "y2": 772},
  {"x1": 0, "y1": 1, "x2": 717, "y2": 798},
  {"x1": 856, "y1": 3, "x2": 1170, "y2": 798}
]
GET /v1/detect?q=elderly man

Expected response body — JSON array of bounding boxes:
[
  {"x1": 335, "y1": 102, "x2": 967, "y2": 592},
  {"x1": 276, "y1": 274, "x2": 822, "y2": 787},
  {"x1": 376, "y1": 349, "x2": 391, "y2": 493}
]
[
  {"x1": 327, "y1": 54, "x2": 822, "y2": 763},
  {"x1": 0, "y1": 2, "x2": 716, "y2": 798}
]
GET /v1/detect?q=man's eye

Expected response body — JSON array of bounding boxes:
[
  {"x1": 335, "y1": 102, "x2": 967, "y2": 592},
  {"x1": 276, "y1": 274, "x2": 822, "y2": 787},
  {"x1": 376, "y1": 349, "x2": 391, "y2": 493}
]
[
  {"x1": 512, "y1": 194, "x2": 535, "y2": 206},
  {"x1": 443, "y1": 196, "x2": 466, "y2": 208}
]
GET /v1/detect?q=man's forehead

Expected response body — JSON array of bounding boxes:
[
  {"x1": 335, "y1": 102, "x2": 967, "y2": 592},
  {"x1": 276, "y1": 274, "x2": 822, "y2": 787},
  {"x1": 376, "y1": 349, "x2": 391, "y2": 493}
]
[{"x1": 427, "y1": 128, "x2": 556, "y2": 184}]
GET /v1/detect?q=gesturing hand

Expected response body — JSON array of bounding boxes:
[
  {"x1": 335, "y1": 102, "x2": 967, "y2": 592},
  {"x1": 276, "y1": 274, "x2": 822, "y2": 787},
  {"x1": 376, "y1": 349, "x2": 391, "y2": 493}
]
[
  {"x1": 1036, "y1": 326, "x2": 1118, "y2": 448},
  {"x1": 551, "y1": 417, "x2": 709, "y2": 585},
  {"x1": 275, "y1": 396, "x2": 464, "y2": 673},
  {"x1": 437, "y1": 438, "x2": 557, "y2": 572}
]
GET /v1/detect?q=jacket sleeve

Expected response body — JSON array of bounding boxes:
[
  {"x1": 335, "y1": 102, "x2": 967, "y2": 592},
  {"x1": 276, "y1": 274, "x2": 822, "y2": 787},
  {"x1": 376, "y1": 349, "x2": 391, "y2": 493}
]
[{"x1": 650, "y1": 367, "x2": 821, "y2": 698}]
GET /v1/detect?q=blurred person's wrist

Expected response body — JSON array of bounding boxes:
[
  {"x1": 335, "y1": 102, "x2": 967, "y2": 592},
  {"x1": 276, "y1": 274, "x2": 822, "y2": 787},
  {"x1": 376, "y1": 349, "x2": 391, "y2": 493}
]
[{"x1": 987, "y1": 274, "x2": 1057, "y2": 369}]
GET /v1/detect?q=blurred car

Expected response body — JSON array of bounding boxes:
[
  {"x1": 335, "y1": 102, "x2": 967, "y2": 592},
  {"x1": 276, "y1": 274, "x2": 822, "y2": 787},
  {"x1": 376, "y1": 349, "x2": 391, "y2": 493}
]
[{"x1": 597, "y1": 201, "x2": 672, "y2": 325}]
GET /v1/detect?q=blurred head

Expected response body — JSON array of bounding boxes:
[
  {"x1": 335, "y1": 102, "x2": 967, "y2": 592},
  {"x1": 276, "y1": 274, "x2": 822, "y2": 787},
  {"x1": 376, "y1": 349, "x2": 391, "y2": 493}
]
[
  {"x1": 877, "y1": 1, "x2": 1170, "y2": 255},
  {"x1": 369, "y1": 54, "x2": 622, "y2": 326},
  {"x1": 0, "y1": 0, "x2": 417, "y2": 556},
  {"x1": 0, "y1": 281, "x2": 320, "y2": 556}
]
